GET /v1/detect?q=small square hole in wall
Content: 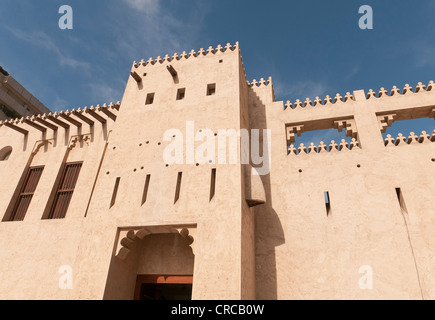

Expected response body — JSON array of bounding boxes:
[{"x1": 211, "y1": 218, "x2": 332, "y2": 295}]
[
  {"x1": 219, "y1": 59, "x2": 223, "y2": 63},
  {"x1": 145, "y1": 93, "x2": 155, "y2": 105},
  {"x1": 177, "y1": 88, "x2": 186, "y2": 100},
  {"x1": 207, "y1": 83, "x2": 216, "y2": 96}
]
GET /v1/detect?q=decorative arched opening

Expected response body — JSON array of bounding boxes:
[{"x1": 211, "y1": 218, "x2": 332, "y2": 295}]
[
  {"x1": 0, "y1": 146, "x2": 12, "y2": 161},
  {"x1": 103, "y1": 225, "x2": 196, "y2": 300}
]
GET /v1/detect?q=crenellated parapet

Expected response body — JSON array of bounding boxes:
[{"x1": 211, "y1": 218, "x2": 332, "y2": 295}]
[
  {"x1": 247, "y1": 77, "x2": 273, "y2": 88},
  {"x1": 0, "y1": 102, "x2": 120, "y2": 144},
  {"x1": 283, "y1": 80, "x2": 435, "y2": 111},
  {"x1": 132, "y1": 43, "x2": 239, "y2": 70},
  {"x1": 384, "y1": 130, "x2": 435, "y2": 147},
  {"x1": 288, "y1": 138, "x2": 360, "y2": 156},
  {"x1": 366, "y1": 81, "x2": 435, "y2": 100},
  {"x1": 284, "y1": 92, "x2": 355, "y2": 110},
  {"x1": 248, "y1": 77, "x2": 276, "y2": 102}
]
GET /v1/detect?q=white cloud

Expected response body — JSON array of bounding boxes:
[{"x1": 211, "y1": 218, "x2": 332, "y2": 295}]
[
  {"x1": 116, "y1": 0, "x2": 208, "y2": 60},
  {"x1": 123, "y1": 0, "x2": 160, "y2": 14},
  {"x1": 8, "y1": 28, "x2": 90, "y2": 71},
  {"x1": 87, "y1": 82, "x2": 125, "y2": 105},
  {"x1": 52, "y1": 96, "x2": 70, "y2": 111},
  {"x1": 345, "y1": 65, "x2": 360, "y2": 81},
  {"x1": 414, "y1": 44, "x2": 435, "y2": 69},
  {"x1": 275, "y1": 80, "x2": 329, "y2": 101}
]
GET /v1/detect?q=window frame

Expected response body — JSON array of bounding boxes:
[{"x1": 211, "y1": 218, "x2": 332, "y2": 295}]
[
  {"x1": 47, "y1": 161, "x2": 83, "y2": 220},
  {"x1": 8, "y1": 166, "x2": 45, "y2": 221}
]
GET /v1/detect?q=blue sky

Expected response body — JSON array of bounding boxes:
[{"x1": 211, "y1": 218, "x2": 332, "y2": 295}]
[{"x1": 0, "y1": 0, "x2": 434, "y2": 145}]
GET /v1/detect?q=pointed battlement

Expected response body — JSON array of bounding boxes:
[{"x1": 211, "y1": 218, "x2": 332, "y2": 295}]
[
  {"x1": 384, "y1": 130, "x2": 435, "y2": 147},
  {"x1": 283, "y1": 80, "x2": 435, "y2": 111},
  {"x1": 366, "y1": 81, "x2": 435, "y2": 99},
  {"x1": 288, "y1": 138, "x2": 360, "y2": 156},
  {"x1": 0, "y1": 102, "x2": 120, "y2": 131},
  {"x1": 284, "y1": 91, "x2": 355, "y2": 110},
  {"x1": 132, "y1": 42, "x2": 239, "y2": 70},
  {"x1": 247, "y1": 77, "x2": 273, "y2": 88},
  {"x1": 248, "y1": 77, "x2": 276, "y2": 103},
  {"x1": 0, "y1": 102, "x2": 120, "y2": 147}
]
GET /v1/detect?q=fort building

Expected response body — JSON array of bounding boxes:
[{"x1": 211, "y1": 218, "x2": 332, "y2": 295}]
[{"x1": 0, "y1": 43, "x2": 434, "y2": 300}]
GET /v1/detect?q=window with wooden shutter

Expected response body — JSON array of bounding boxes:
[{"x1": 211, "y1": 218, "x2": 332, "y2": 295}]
[
  {"x1": 9, "y1": 166, "x2": 44, "y2": 221},
  {"x1": 48, "y1": 162, "x2": 83, "y2": 219}
]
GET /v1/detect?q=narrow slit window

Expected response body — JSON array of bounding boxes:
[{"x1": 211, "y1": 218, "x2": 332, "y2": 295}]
[
  {"x1": 141, "y1": 174, "x2": 151, "y2": 205},
  {"x1": 174, "y1": 172, "x2": 182, "y2": 204},
  {"x1": 110, "y1": 177, "x2": 121, "y2": 208},
  {"x1": 145, "y1": 93, "x2": 155, "y2": 105},
  {"x1": 8, "y1": 166, "x2": 44, "y2": 221},
  {"x1": 48, "y1": 162, "x2": 82, "y2": 219},
  {"x1": 210, "y1": 169, "x2": 216, "y2": 201},
  {"x1": 324, "y1": 192, "x2": 332, "y2": 216},
  {"x1": 396, "y1": 188, "x2": 408, "y2": 214},
  {"x1": 207, "y1": 83, "x2": 216, "y2": 96},
  {"x1": 176, "y1": 88, "x2": 186, "y2": 100}
]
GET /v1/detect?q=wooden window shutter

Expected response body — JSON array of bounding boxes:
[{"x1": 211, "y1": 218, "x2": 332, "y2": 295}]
[
  {"x1": 9, "y1": 166, "x2": 44, "y2": 221},
  {"x1": 48, "y1": 162, "x2": 83, "y2": 219}
]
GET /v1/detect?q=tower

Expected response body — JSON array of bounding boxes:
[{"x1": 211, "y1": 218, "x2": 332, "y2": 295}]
[{"x1": 86, "y1": 42, "x2": 261, "y2": 300}]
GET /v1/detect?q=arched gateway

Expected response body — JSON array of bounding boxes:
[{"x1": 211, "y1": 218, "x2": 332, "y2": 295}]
[{"x1": 103, "y1": 225, "x2": 196, "y2": 300}]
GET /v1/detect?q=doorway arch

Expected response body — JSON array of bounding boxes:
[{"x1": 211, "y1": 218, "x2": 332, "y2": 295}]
[{"x1": 103, "y1": 225, "x2": 196, "y2": 300}]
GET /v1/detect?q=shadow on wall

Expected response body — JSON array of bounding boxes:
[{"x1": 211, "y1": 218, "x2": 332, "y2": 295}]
[
  {"x1": 249, "y1": 89, "x2": 285, "y2": 300},
  {"x1": 0, "y1": 146, "x2": 12, "y2": 161},
  {"x1": 254, "y1": 177, "x2": 285, "y2": 300}
]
